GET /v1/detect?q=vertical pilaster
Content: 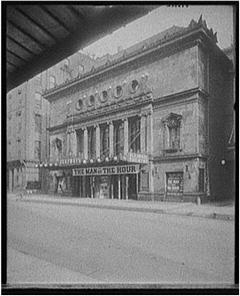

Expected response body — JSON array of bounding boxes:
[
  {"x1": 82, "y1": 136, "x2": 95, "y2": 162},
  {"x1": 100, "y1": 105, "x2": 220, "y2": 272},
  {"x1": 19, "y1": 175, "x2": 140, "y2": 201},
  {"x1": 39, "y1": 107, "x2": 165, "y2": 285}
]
[
  {"x1": 123, "y1": 118, "x2": 129, "y2": 156},
  {"x1": 140, "y1": 115, "x2": 146, "y2": 153},
  {"x1": 147, "y1": 111, "x2": 153, "y2": 155},
  {"x1": 149, "y1": 162, "x2": 154, "y2": 199},
  {"x1": 83, "y1": 127, "x2": 88, "y2": 160},
  {"x1": 95, "y1": 124, "x2": 100, "y2": 159},
  {"x1": 109, "y1": 121, "x2": 114, "y2": 157}
]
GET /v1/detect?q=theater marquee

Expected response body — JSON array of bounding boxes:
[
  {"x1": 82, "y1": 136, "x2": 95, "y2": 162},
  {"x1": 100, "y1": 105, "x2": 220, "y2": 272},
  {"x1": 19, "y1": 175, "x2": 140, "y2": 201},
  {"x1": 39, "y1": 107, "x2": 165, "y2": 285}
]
[{"x1": 72, "y1": 164, "x2": 140, "y2": 176}]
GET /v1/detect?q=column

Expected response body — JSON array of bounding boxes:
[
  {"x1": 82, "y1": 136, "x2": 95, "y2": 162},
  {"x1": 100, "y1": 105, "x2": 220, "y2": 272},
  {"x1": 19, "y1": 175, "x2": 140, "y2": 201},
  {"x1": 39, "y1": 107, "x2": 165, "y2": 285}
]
[
  {"x1": 71, "y1": 130, "x2": 77, "y2": 156},
  {"x1": 140, "y1": 115, "x2": 146, "y2": 153},
  {"x1": 66, "y1": 131, "x2": 70, "y2": 156},
  {"x1": 118, "y1": 175, "x2": 121, "y2": 199},
  {"x1": 123, "y1": 118, "x2": 129, "y2": 156},
  {"x1": 147, "y1": 111, "x2": 153, "y2": 155},
  {"x1": 95, "y1": 124, "x2": 100, "y2": 159},
  {"x1": 109, "y1": 121, "x2": 114, "y2": 157},
  {"x1": 126, "y1": 176, "x2": 129, "y2": 200},
  {"x1": 149, "y1": 162, "x2": 154, "y2": 199},
  {"x1": 9, "y1": 169, "x2": 13, "y2": 192},
  {"x1": 83, "y1": 127, "x2": 88, "y2": 160}
]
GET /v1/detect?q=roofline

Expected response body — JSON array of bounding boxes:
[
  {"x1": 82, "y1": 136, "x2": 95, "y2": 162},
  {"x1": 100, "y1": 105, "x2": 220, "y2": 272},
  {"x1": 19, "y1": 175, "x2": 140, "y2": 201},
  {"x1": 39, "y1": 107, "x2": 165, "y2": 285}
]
[{"x1": 42, "y1": 26, "x2": 212, "y2": 99}]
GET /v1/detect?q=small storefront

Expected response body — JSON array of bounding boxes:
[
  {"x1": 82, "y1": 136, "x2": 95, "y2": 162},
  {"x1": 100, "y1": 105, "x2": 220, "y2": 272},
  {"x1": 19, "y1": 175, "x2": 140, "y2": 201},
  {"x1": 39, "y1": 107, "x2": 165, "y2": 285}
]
[{"x1": 72, "y1": 164, "x2": 140, "y2": 200}]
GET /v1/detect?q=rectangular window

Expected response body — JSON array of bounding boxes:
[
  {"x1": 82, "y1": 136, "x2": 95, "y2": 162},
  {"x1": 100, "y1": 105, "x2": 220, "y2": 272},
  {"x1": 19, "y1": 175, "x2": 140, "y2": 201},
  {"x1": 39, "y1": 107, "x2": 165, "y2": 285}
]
[
  {"x1": 168, "y1": 126, "x2": 180, "y2": 150},
  {"x1": 35, "y1": 114, "x2": 42, "y2": 133},
  {"x1": 100, "y1": 125, "x2": 109, "y2": 157},
  {"x1": 88, "y1": 127, "x2": 96, "y2": 159},
  {"x1": 114, "y1": 121, "x2": 124, "y2": 156},
  {"x1": 166, "y1": 172, "x2": 183, "y2": 195},
  {"x1": 199, "y1": 168, "x2": 205, "y2": 192},
  {"x1": 34, "y1": 140, "x2": 41, "y2": 160},
  {"x1": 129, "y1": 117, "x2": 140, "y2": 153},
  {"x1": 35, "y1": 93, "x2": 42, "y2": 109},
  {"x1": 76, "y1": 129, "x2": 84, "y2": 157}
]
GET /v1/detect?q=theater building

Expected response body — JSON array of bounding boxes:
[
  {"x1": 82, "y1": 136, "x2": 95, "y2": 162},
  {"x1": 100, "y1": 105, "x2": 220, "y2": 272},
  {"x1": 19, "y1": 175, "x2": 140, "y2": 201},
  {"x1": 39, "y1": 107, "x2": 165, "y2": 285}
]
[{"x1": 43, "y1": 17, "x2": 233, "y2": 202}]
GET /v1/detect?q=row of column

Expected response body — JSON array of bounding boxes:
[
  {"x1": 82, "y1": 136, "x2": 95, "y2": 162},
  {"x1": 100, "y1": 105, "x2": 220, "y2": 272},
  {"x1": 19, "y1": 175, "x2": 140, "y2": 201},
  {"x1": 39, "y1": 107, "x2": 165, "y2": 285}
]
[{"x1": 67, "y1": 112, "x2": 153, "y2": 159}]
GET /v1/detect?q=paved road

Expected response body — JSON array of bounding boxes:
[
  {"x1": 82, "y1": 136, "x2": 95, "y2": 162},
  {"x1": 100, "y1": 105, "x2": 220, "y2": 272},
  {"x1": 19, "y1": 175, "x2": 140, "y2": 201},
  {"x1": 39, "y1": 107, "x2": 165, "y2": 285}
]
[{"x1": 7, "y1": 199, "x2": 235, "y2": 284}]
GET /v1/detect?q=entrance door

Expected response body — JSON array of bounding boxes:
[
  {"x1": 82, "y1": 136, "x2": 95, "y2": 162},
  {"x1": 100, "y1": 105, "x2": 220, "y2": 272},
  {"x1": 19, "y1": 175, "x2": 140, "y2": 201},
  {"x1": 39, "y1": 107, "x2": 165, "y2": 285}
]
[
  {"x1": 128, "y1": 174, "x2": 137, "y2": 200},
  {"x1": 99, "y1": 176, "x2": 110, "y2": 199}
]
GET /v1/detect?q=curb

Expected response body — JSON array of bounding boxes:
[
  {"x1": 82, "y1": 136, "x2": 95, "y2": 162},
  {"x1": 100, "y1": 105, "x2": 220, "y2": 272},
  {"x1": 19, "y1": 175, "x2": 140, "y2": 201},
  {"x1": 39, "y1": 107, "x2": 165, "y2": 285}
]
[{"x1": 13, "y1": 197, "x2": 234, "y2": 222}]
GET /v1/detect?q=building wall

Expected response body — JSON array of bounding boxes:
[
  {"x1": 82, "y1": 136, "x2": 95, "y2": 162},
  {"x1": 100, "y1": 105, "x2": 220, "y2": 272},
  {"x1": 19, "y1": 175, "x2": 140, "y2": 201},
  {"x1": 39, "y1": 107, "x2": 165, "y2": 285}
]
[
  {"x1": 206, "y1": 48, "x2": 232, "y2": 200},
  {"x1": 153, "y1": 99, "x2": 199, "y2": 157},
  {"x1": 49, "y1": 46, "x2": 198, "y2": 129},
  {"x1": 7, "y1": 82, "x2": 27, "y2": 162}
]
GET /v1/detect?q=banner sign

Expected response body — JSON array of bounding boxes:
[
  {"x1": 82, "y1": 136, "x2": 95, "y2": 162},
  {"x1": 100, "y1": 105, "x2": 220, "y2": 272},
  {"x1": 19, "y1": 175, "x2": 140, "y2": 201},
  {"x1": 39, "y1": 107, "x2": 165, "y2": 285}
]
[
  {"x1": 73, "y1": 164, "x2": 140, "y2": 176},
  {"x1": 167, "y1": 172, "x2": 183, "y2": 194},
  {"x1": 126, "y1": 152, "x2": 148, "y2": 164}
]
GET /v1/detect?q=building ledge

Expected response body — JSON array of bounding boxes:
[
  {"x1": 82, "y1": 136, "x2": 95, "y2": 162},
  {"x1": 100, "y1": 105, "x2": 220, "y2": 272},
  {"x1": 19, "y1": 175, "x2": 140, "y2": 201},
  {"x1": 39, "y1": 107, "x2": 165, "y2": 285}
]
[{"x1": 154, "y1": 154, "x2": 208, "y2": 162}]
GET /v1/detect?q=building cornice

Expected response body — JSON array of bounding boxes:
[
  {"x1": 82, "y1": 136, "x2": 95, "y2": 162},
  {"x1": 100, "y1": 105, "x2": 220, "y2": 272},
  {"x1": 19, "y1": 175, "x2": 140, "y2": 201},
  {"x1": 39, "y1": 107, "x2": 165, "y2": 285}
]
[{"x1": 153, "y1": 87, "x2": 209, "y2": 109}]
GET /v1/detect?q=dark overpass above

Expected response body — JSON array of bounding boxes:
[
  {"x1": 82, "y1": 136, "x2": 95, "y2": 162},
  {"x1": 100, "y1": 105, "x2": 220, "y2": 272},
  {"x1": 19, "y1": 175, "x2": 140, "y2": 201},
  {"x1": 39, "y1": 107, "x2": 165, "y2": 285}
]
[{"x1": 5, "y1": 4, "x2": 158, "y2": 92}]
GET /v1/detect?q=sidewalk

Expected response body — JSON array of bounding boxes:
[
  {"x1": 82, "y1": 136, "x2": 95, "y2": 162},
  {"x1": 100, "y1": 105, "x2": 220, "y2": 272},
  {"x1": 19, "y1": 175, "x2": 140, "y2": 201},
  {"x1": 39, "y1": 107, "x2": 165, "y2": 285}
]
[{"x1": 8, "y1": 193, "x2": 235, "y2": 221}]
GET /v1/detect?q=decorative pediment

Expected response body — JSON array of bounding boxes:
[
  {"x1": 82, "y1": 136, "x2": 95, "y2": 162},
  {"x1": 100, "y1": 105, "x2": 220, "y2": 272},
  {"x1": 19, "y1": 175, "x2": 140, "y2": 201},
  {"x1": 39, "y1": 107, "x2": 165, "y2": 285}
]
[{"x1": 162, "y1": 113, "x2": 182, "y2": 128}]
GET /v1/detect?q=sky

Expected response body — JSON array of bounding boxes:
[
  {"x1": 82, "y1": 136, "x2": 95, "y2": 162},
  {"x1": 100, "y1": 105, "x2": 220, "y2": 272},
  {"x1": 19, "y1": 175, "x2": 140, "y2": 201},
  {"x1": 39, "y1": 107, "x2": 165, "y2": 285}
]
[{"x1": 81, "y1": 5, "x2": 234, "y2": 58}]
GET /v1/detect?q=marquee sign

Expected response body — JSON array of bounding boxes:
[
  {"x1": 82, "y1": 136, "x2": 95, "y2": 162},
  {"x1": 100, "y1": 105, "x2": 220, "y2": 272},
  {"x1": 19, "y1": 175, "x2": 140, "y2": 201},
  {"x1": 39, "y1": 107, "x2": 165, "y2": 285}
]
[{"x1": 72, "y1": 164, "x2": 139, "y2": 176}]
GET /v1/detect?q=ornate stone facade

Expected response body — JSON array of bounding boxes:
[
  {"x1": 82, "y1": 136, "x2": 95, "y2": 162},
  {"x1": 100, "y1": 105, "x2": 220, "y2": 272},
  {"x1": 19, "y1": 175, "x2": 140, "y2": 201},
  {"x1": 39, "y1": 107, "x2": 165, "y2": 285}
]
[{"x1": 43, "y1": 17, "x2": 233, "y2": 202}]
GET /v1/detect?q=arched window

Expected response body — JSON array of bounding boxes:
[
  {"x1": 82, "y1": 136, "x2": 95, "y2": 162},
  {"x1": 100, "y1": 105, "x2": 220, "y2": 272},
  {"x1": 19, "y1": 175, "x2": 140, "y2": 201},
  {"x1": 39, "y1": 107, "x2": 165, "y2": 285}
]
[
  {"x1": 162, "y1": 113, "x2": 182, "y2": 152},
  {"x1": 49, "y1": 75, "x2": 56, "y2": 88}
]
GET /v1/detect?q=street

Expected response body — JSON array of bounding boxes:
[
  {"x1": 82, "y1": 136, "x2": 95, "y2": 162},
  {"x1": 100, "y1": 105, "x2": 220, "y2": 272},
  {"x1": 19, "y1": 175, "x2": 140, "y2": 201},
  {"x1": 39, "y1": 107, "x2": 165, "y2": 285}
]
[{"x1": 7, "y1": 198, "x2": 235, "y2": 284}]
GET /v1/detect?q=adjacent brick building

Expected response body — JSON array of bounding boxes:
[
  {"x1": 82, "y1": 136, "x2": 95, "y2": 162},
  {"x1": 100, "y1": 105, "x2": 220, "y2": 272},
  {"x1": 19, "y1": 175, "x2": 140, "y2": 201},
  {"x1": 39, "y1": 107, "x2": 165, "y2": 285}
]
[{"x1": 7, "y1": 52, "x2": 95, "y2": 192}]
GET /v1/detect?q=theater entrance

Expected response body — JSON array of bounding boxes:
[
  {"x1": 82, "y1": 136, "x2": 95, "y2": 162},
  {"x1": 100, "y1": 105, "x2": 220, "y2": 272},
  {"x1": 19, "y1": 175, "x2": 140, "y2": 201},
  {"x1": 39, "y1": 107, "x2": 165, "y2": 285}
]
[{"x1": 72, "y1": 164, "x2": 140, "y2": 199}]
